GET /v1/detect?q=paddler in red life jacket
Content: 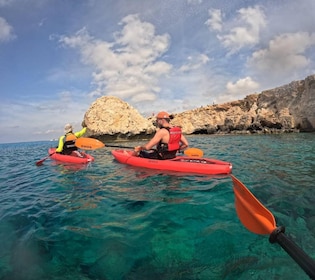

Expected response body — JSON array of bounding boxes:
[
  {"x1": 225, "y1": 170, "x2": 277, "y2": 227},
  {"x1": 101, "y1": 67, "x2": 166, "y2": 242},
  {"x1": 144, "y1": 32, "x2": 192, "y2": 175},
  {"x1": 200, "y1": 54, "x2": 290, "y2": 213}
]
[
  {"x1": 56, "y1": 123, "x2": 87, "y2": 156},
  {"x1": 134, "y1": 111, "x2": 189, "y2": 159}
]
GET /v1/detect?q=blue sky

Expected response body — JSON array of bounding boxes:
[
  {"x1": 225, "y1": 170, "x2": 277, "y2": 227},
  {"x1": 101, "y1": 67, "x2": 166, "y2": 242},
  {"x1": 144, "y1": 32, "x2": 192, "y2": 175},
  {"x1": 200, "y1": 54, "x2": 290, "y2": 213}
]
[{"x1": 1, "y1": 0, "x2": 315, "y2": 143}]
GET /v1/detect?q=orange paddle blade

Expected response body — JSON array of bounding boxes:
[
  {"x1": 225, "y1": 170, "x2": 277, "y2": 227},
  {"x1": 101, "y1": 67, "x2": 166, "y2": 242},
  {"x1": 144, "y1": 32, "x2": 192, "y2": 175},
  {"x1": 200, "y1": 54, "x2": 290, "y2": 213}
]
[
  {"x1": 231, "y1": 175, "x2": 276, "y2": 235},
  {"x1": 184, "y1": 148, "x2": 204, "y2": 157},
  {"x1": 75, "y1": 137, "x2": 105, "y2": 150}
]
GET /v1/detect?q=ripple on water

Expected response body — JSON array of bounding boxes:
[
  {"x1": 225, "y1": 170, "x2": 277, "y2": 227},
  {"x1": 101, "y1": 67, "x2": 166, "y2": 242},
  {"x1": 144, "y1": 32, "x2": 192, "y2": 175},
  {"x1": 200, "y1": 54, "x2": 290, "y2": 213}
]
[{"x1": 0, "y1": 135, "x2": 314, "y2": 279}]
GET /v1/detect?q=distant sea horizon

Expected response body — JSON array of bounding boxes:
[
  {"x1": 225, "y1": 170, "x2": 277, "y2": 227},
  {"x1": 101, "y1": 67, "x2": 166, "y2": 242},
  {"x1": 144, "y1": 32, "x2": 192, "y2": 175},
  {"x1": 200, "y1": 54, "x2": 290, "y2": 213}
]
[
  {"x1": 1, "y1": 130, "x2": 312, "y2": 146},
  {"x1": 1, "y1": 132, "x2": 314, "y2": 279}
]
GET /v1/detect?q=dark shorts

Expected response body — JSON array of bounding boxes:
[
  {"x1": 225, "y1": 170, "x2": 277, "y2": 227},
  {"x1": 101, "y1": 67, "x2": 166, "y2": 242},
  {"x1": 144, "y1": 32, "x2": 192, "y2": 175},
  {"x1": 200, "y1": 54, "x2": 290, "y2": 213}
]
[
  {"x1": 139, "y1": 150, "x2": 177, "y2": 160},
  {"x1": 61, "y1": 148, "x2": 78, "y2": 155},
  {"x1": 139, "y1": 150, "x2": 160, "y2": 159}
]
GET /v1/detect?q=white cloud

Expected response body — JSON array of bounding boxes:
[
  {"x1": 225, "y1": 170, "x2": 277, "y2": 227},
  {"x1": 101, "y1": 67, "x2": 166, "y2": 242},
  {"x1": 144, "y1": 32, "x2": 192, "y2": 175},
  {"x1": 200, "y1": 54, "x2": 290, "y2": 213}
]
[
  {"x1": 58, "y1": 15, "x2": 172, "y2": 103},
  {"x1": 38, "y1": 18, "x2": 47, "y2": 27},
  {"x1": 217, "y1": 6, "x2": 266, "y2": 53},
  {"x1": 247, "y1": 32, "x2": 315, "y2": 78},
  {"x1": 0, "y1": 17, "x2": 15, "y2": 42},
  {"x1": 226, "y1": 76, "x2": 259, "y2": 95},
  {"x1": 1, "y1": 0, "x2": 315, "y2": 143},
  {"x1": 187, "y1": 0, "x2": 203, "y2": 4},
  {"x1": 0, "y1": 0, "x2": 13, "y2": 6},
  {"x1": 205, "y1": 9, "x2": 223, "y2": 32},
  {"x1": 179, "y1": 53, "x2": 210, "y2": 72}
]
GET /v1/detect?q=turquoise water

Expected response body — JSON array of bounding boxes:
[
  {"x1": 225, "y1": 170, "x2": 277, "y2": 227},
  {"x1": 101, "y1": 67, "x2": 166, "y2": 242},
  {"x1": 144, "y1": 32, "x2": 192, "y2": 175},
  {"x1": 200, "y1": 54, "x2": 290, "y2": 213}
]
[{"x1": 0, "y1": 134, "x2": 314, "y2": 279}]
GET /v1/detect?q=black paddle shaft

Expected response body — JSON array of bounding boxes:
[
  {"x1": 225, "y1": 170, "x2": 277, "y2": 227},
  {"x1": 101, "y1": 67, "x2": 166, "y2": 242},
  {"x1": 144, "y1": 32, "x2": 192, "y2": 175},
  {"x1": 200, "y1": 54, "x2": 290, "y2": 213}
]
[
  {"x1": 106, "y1": 144, "x2": 134, "y2": 149},
  {"x1": 270, "y1": 226, "x2": 315, "y2": 279}
]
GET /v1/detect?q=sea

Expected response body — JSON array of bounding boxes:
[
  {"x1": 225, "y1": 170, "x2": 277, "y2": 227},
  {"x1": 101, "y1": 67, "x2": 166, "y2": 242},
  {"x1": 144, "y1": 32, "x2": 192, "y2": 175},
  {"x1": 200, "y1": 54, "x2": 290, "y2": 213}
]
[{"x1": 0, "y1": 133, "x2": 314, "y2": 280}]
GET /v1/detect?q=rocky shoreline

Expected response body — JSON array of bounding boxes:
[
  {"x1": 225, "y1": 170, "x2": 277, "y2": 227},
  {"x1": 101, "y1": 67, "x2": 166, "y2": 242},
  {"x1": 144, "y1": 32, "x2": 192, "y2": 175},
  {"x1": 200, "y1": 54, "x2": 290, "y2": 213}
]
[{"x1": 82, "y1": 74, "x2": 315, "y2": 141}]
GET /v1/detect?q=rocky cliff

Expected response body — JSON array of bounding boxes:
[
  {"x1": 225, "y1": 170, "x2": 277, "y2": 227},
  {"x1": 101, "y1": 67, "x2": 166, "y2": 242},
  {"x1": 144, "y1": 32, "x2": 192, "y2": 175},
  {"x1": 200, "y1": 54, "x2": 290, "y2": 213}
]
[{"x1": 83, "y1": 74, "x2": 315, "y2": 141}]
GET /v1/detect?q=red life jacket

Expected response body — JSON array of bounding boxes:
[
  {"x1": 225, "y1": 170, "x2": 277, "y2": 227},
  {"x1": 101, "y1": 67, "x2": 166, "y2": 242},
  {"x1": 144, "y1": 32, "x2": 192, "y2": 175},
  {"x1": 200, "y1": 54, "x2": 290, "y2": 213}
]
[
  {"x1": 167, "y1": 126, "x2": 182, "y2": 151},
  {"x1": 157, "y1": 126, "x2": 182, "y2": 153}
]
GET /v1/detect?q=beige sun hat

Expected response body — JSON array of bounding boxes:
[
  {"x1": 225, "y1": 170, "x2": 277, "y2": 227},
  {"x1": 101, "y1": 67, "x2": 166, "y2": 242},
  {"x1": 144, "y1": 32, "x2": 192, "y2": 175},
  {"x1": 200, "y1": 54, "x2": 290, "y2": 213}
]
[{"x1": 64, "y1": 123, "x2": 73, "y2": 133}]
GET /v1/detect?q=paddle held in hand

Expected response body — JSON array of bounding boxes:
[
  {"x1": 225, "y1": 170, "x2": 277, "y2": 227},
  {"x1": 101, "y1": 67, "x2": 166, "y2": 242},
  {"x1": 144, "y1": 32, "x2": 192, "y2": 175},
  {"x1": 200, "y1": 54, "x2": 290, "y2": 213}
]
[{"x1": 76, "y1": 138, "x2": 204, "y2": 157}]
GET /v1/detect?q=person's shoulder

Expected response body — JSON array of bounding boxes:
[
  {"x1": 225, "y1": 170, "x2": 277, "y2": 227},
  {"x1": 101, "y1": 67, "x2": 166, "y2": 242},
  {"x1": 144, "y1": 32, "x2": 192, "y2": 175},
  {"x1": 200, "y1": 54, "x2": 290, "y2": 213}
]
[
  {"x1": 154, "y1": 128, "x2": 167, "y2": 136},
  {"x1": 160, "y1": 127, "x2": 170, "y2": 133}
]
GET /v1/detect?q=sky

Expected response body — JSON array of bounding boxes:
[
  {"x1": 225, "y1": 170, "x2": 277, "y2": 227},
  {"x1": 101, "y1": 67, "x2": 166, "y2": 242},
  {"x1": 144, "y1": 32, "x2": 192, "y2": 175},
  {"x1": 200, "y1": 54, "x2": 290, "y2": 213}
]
[{"x1": 1, "y1": 0, "x2": 315, "y2": 143}]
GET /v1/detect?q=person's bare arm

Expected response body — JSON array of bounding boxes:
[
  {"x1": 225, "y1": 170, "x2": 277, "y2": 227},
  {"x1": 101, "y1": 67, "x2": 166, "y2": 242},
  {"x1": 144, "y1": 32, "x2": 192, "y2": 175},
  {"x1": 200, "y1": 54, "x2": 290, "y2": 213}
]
[
  {"x1": 135, "y1": 129, "x2": 167, "y2": 152},
  {"x1": 142, "y1": 130, "x2": 165, "y2": 150},
  {"x1": 179, "y1": 134, "x2": 189, "y2": 150}
]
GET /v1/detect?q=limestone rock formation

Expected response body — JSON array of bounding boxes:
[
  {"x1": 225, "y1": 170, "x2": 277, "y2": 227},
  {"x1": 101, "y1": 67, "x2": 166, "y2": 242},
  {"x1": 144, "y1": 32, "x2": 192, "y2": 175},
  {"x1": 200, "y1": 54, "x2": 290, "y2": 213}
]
[
  {"x1": 83, "y1": 96, "x2": 155, "y2": 141},
  {"x1": 171, "y1": 74, "x2": 315, "y2": 134},
  {"x1": 83, "y1": 74, "x2": 315, "y2": 140}
]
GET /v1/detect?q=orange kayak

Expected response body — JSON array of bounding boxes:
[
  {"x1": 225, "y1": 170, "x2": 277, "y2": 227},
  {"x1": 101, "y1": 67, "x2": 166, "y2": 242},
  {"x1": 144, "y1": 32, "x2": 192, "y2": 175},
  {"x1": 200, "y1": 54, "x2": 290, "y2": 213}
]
[{"x1": 111, "y1": 149, "x2": 232, "y2": 175}]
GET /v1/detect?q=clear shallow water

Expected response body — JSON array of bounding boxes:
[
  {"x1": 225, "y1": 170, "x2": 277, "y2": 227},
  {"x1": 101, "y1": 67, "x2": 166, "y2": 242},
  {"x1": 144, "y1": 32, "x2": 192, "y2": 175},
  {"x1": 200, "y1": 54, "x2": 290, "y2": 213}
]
[{"x1": 0, "y1": 134, "x2": 314, "y2": 279}]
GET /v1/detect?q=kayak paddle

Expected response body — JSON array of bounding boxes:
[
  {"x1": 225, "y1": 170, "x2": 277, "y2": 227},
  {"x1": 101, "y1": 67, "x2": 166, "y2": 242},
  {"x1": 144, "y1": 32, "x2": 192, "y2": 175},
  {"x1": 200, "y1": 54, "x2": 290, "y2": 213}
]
[
  {"x1": 75, "y1": 138, "x2": 204, "y2": 157},
  {"x1": 75, "y1": 137, "x2": 134, "y2": 150},
  {"x1": 231, "y1": 175, "x2": 315, "y2": 278},
  {"x1": 184, "y1": 147, "x2": 203, "y2": 157},
  {"x1": 35, "y1": 152, "x2": 55, "y2": 166}
]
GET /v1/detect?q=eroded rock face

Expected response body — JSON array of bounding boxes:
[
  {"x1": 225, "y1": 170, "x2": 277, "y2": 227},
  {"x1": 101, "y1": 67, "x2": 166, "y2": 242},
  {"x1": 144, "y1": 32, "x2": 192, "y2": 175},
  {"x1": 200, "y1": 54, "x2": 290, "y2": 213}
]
[
  {"x1": 83, "y1": 74, "x2": 315, "y2": 140},
  {"x1": 171, "y1": 95, "x2": 260, "y2": 134},
  {"x1": 83, "y1": 96, "x2": 155, "y2": 140},
  {"x1": 171, "y1": 74, "x2": 315, "y2": 134}
]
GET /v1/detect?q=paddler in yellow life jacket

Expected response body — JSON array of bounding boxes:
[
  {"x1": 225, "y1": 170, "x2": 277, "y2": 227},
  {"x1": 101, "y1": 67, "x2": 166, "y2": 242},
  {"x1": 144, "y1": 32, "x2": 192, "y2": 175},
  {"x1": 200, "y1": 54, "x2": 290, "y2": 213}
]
[
  {"x1": 56, "y1": 123, "x2": 87, "y2": 156},
  {"x1": 134, "y1": 111, "x2": 189, "y2": 159}
]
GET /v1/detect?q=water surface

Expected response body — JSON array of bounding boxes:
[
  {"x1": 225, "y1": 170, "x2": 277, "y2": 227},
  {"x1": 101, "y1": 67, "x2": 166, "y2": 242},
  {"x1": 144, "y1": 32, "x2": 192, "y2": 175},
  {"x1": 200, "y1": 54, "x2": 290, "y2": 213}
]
[{"x1": 0, "y1": 133, "x2": 314, "y2": 279}]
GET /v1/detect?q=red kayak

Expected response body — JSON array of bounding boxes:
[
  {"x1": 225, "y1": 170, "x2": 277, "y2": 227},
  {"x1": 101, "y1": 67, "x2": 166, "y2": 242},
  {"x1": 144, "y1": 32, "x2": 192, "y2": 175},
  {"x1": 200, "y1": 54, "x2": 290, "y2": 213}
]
[
  {"x1": 111, "y1": 149, "x2": 232, "y2": 175},
  {"x1": 48, "y1": 148, "x2": 94, "y2": 164}
]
